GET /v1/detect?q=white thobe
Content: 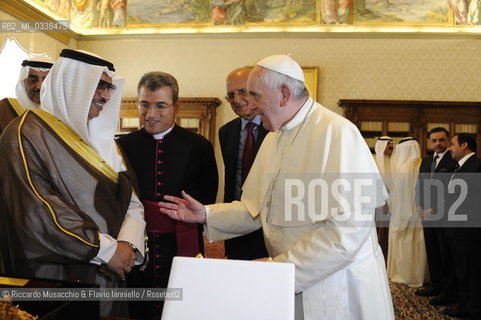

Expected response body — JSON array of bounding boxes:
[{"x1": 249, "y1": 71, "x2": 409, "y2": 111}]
[
  {"x1": 376, "y1": 155, "x2": 393, "y2": 193},
  {"x1": 205, "y1": 98, "x2": 394, "y2": 320},
  {"x1": 387, "y1": 159, "x2": 427, "y2": 287}
]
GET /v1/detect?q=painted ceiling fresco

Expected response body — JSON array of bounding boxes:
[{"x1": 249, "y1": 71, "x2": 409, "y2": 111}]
[{"x1": 21, "y1": 0, "x2": 481, "y2": 34}]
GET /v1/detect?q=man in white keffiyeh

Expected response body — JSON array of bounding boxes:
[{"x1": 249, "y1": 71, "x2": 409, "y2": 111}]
[
  {"x1": 0, "y1": 56, "x2": 54, "y2": 134},
  {"x1": 40, "y1": 49, "x2": 125, "y2": 171},
  {"x1": 0, "y1": 49, "x2": 146, "y2": 317},
  {"x1": 375, "y1": 136, "x2": 394, "y2": 191},
  {"x1": 388, "y1": 137, "x2": 427, "y2": 287},
  {"x1": 16, "y1": 56, "x2": 54, "y2": 109},
  {"x1": 374, "y1": 136, "x2": 394, "y2": 260},
  {"x1": 15, "y1": 56, "x2": 54, "y2": 109}
]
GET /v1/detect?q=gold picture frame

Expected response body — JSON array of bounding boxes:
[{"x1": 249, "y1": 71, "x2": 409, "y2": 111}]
[{"x1": 302, "y1": 66, "x2": 319, "y2": 101}]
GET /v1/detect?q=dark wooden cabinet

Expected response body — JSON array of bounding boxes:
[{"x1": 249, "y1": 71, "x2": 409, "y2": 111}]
[
  {"x1": 119, "y1": 97, "x2": 221, "y2": 144},
  {"x1": 339, "y1": 99, "x2": 481, "y2": 156}
]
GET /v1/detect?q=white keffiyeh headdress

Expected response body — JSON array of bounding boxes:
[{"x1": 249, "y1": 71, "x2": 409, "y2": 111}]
[
  {"x1": 392, "y1": 137, "x2": 420, "y2": 175},
  {"x1": 15, "y1": 56, "x2": 54, "y2": 109},
  {"x1": 40, "y1": 49, "x2": 125, "y2": 172}
]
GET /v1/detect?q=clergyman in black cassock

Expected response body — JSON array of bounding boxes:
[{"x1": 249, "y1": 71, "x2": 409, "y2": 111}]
[{"x1": 117, "y1": 71, "x2": 218, "y2": 320}]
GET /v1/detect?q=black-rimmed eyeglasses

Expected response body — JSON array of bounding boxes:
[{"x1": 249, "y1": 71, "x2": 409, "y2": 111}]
[{"x1": 96, "y1": 79, "x2": 116, "y2": 94}]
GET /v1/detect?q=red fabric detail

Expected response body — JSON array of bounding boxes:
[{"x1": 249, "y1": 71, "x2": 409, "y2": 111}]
[{"x1": 142, "y1": 200, "x2": 200, "y2": 256}]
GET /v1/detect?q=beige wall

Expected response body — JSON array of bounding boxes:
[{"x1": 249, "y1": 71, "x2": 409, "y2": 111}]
[
  {"x1": 78, "y1": 37, "x2": 481, "y2": 199},
  {"x1": 79, "y1": 37, "x2": 481, "y2": 113},
  {"x1": 78, "y1": 38, "x2": 481, "y2": 140}
]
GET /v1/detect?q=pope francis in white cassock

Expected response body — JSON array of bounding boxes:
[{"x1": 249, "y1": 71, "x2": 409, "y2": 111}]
[
  {"x1": 387, "y1": 137, "x2": 427, "y2": 288},
  {"x1": 159, "y1": 55, "x2": 394, "y2": 320}
]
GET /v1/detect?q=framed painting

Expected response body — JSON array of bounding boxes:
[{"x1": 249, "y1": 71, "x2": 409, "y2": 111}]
[{"x1": 303, "y1": 66, "x2": 319, "y2": 101}]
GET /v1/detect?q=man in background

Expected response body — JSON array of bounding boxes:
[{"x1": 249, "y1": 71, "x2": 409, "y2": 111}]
[
  {"x1": 219, "y1": 67, "x2": 268, "y2": 260},
  {"x1": 415, "y1": 127, "x2": 457, "y2": 306},
  {"x1": 0, "y1": 56, "x2": 54, "y2": 133},
  {"x1": 117, "y1": 71, "x2": 218, "y2": 319},
  {"x1": 442, "y1": 133, "x2": 481, "y2": 319},
  {"x1": 388, "y1": 138, "x2": 427, "y2": 287},
  {"x1": 375, "y1": 136, "x2": 394, "y2": 191},
  {"x1": 0, "y1": 49, "x2": 146, "y2": 317},
  {"x1": 374, "y1": 136, "x2": 394, "y2": 259}
]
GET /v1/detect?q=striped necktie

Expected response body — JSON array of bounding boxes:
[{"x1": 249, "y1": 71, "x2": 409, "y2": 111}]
[
  {"x1": 241, "y1": 122, "x2": 256, "y2": 184},
  {"x1": 430, "y1": 154, "x2": 439, "y2": 174}
]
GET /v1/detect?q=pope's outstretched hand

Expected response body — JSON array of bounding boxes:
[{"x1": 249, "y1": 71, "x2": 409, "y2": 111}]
[{"x1": 158, "y1": 191, "x2": 207, "y2": 224}]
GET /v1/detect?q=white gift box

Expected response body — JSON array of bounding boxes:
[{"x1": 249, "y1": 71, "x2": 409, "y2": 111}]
[{"x1": 161, "y1": 256, "x2": 295, "y2": 320}]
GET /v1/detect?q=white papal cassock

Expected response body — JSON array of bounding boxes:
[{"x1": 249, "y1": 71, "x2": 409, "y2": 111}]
[{"x1": 204, "y1": 98, "x2": 395, "y2": 320}]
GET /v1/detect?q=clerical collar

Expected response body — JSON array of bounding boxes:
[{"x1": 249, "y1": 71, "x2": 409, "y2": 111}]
[
  {"x1": 457, "y1": 152, "x2": 475, "y2": 168},
  {"x1": 282, "y1": 97, "x2": 314, "y2": 132},
  {"x1": 241, "y1": 114, "x2": 261, "y2": 130},
  {"x1": 152, "y1": 124, "x2": 175, "y2": 140}
]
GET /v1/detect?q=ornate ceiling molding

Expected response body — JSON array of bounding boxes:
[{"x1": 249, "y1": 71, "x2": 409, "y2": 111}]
[
  {"x1": 2, "y1": 0, "x2": 77, "y2": 44},
  {"x1": 3, "y1": 1, "x2": 481, "y2": 40}
]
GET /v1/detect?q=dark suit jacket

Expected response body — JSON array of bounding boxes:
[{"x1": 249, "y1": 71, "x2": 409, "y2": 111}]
[
  {"x1": 219, "y1": 117, "x2": 269, "y2": 259},
  {"x1": 219, "y1": 117, "x2": 269, "y2": 202},
  {"x1": 117, "y1": 125, "x2": 218, "y2": 205},
  {"x1": 417, "y1": 152, "x2": 457, "y2": 214},
  {"x1": 443, "y1": 154, "x2": 481, "y2": 240}
]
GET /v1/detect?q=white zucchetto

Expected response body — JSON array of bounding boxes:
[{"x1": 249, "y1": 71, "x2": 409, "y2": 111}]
[{"x1": 257, "y1": 54, "x2": 305, "y2": 82}]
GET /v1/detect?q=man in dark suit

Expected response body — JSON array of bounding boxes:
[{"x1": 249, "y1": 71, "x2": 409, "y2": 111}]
[
  {"x1": 442, "y1": 133, "x2": 481, "y2": 319},
  {"x1": 117, "y1": 71, "x2": 218, "y2": 319},
  {"x1": 415, "y1": 127, "x2": 457, "y2": 306},
  {"x1": 219, "y1": 67, "x2": 268, "y2": 260}
]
